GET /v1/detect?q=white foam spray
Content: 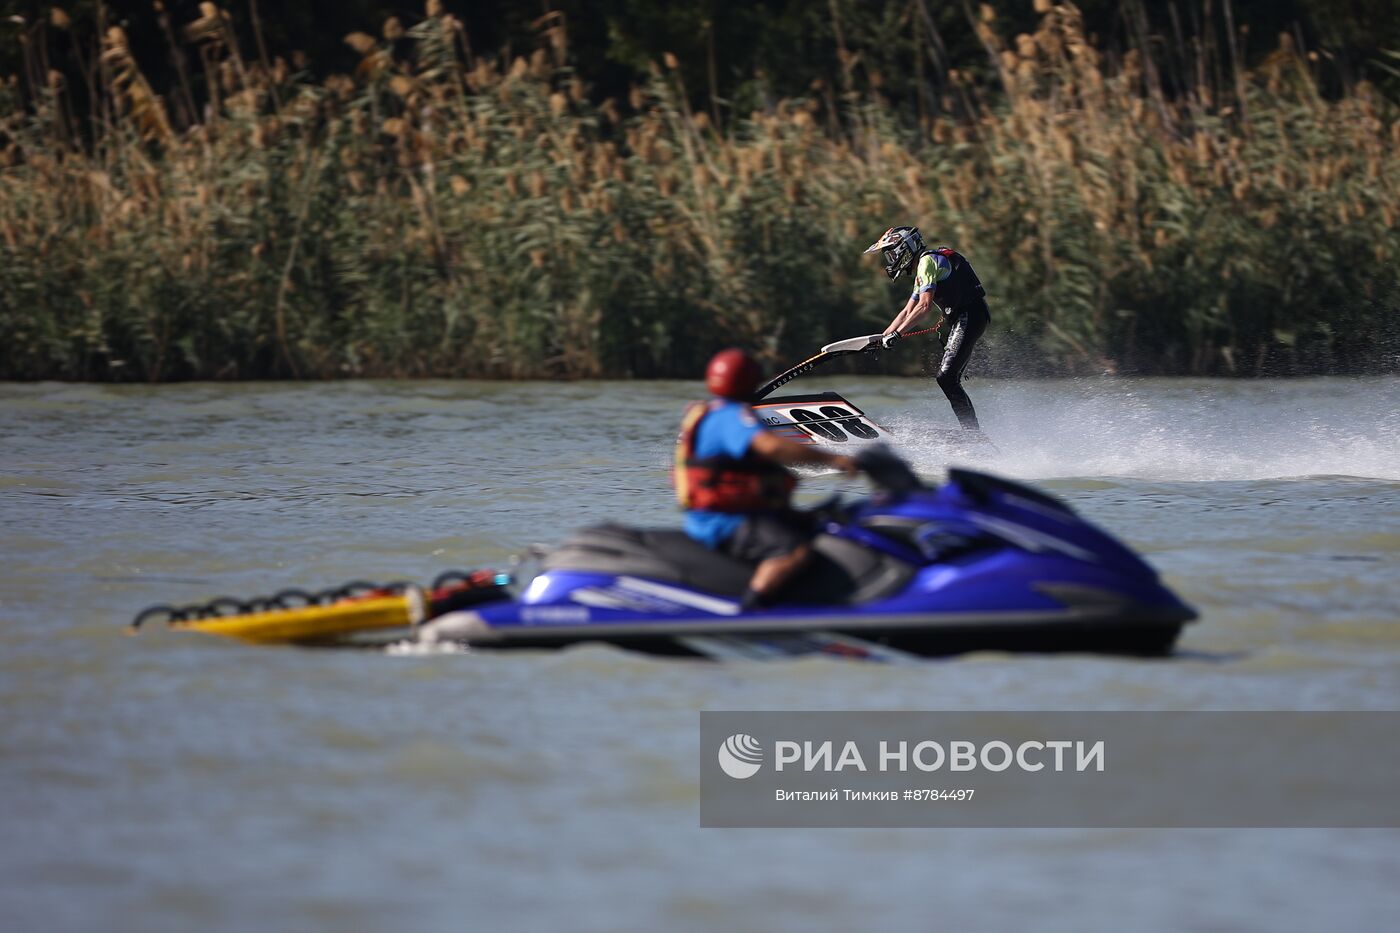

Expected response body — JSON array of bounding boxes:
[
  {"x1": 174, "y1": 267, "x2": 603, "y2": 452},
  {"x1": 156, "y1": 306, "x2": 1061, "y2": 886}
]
[{"x1": 875, "y1": 377, "x2": 1400, "y2": 482}]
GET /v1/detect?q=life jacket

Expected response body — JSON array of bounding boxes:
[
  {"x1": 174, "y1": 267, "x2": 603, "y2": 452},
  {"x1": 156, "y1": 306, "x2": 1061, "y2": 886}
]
[
  {"x1": 927, "y1": 247, "x2": 986, "y2": 311},
  {"x1": 674, "y1": 400, "x2": 797, "y2": 513}
]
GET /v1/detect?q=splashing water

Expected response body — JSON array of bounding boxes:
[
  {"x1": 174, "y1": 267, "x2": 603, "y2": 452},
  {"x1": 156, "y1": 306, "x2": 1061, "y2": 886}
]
[{"x1": 875, "y1": 377, "x2": 1400, "y2": 482}]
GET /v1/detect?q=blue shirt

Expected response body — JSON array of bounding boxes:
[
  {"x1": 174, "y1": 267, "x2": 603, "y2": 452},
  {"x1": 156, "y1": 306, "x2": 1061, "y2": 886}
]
[{"x1": 683, "y1": 400, "x2": 766, "y2": 548}]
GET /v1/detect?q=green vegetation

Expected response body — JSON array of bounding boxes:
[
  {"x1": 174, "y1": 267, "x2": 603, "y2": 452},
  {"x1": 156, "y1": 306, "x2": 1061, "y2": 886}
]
[{"x1": 1, "y1": 2, "x2": 1397, "y2": 380}]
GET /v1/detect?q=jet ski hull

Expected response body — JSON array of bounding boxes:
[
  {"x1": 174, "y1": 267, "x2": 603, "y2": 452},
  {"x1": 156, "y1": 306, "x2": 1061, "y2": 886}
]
[
  {"x1": 421, "y1": 549, "x2": 1195, "y2": 659},
  {"x1": 421, "y1": 602, "x2": 1189, "y2": 658},
  {"x1": 419, "y1": 465, "x2": 1198, "y2": 659}
]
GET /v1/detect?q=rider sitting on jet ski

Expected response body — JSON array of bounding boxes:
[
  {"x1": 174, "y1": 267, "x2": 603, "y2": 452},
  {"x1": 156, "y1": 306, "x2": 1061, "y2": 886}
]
[
  {"x1": 676, "y1": 349, "x2": 859, "y2": 607},
  {"x1": 866, "y1": 226, "x2": 990, "y2": 432}
]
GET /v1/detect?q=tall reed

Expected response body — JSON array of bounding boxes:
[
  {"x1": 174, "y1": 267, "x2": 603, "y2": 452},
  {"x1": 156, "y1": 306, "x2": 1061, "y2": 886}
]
[{"x1": 0, "y1": 2, "x2": 1395, "y2": 380}]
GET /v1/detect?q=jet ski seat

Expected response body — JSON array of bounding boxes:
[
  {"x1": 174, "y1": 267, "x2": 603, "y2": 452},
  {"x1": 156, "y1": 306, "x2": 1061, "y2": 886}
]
[
  {"x1": 541, "y1": 524, "x2": 916, "y2": 604},
  {"x1": 542, "y1": 525, "x2": 754, "y2": 596}
]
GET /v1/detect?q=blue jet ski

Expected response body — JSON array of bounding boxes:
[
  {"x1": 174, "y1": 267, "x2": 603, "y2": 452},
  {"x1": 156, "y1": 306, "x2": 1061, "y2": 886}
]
[{"x1": 418, "y1": 448, "x2": 1197, "y2": 659}]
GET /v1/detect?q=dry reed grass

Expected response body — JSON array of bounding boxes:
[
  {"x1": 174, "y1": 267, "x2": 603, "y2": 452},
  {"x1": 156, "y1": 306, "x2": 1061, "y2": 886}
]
[{"x1": 0, "y1": 2, "x2": 1396, "y2": 380}]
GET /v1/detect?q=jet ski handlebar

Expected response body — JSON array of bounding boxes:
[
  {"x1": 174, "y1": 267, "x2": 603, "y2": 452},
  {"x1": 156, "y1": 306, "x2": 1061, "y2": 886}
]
[{"x1": 854, "y1": 444, "x2": 925, "y2": 495}]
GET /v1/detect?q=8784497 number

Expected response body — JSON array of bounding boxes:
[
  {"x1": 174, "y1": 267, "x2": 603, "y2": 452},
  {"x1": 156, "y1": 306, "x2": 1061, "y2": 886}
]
[{"x1": 907, "y1": 789, "x2": 975, "y2": 801}]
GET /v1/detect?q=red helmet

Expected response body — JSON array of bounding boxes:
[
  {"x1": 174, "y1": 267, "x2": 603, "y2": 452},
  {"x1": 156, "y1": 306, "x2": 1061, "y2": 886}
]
[{"x1": 705, "y1": 348, "x2": 762, "y2": 401}]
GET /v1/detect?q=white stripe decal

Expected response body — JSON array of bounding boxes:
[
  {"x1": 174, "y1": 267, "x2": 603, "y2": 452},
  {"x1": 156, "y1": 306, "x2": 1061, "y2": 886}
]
[
  {"x1": 570, "y1": 589, "x2": 648, "y2": 610},
  {"x1": 615, "y1": 577, "x2": 741, "y2": 616},
  {"x1": 969, "y1": 515, "x2": 1097, "y2": 562}
]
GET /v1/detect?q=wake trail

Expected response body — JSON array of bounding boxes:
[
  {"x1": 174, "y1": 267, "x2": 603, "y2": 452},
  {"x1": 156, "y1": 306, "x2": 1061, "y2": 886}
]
[{"x1": 880, "y1": 380, "x2": 1400, "y2": 483}]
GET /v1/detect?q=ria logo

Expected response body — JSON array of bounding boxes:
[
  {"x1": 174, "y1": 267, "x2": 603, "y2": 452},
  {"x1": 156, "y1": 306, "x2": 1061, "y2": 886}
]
[{"x1": 718, "y1": 733, "x2": 763, "y2": 779}]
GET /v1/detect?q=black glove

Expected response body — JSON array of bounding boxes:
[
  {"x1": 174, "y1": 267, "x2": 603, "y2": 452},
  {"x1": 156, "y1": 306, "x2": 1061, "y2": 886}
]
[{"x1": 880, "y1": 332, "x2": 901, "y2": 350}]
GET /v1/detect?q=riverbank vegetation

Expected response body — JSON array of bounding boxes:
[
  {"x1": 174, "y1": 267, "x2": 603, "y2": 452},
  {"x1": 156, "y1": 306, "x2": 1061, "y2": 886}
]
[{"x1": 1, "y1": 1, "x2": 1397, "y2": 380}]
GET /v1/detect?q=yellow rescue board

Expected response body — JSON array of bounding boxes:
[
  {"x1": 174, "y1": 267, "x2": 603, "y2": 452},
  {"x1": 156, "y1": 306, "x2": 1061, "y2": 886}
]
[{"x1": 172, "y1": 590, "x2": 424, "y2": 645}]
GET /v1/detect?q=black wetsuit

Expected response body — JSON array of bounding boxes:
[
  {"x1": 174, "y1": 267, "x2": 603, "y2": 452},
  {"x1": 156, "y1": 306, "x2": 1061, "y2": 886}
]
[{"x1": 922, "y1": 248, "x2": 989, "y2": 431}]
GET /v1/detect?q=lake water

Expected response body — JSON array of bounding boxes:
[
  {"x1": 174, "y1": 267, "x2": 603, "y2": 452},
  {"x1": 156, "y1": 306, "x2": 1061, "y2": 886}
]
[{"x1": 2, "y1": 376, "x2": 1398, "y2": 931}]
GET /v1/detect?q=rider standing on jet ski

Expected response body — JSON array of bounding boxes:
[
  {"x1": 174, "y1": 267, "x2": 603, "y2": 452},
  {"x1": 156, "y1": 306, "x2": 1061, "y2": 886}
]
[
  {"x1": 676, "y1": 349, "x2": 859, "y2": 607},
  {"x1": 866, "y1": 226, "x2": 990, "y2": 432}
]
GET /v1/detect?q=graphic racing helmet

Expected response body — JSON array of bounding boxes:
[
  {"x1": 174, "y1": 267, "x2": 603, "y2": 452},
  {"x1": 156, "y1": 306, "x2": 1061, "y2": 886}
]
[
  {"x1": 863, "y1": 226, "x2": 926, "y2": 280},
  {"x1": 705, "y1": 348, "x2": 763, "y2": 401}
]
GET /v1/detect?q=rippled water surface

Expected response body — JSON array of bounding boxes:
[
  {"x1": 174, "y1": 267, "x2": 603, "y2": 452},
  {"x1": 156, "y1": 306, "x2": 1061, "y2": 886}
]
[{"x1": 2, "y1": 377, "x2": 1398, "y2": 931}]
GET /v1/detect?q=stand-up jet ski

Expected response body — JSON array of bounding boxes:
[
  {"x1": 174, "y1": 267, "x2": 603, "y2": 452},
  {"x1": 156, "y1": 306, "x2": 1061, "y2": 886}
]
[
  {"x1": 417, "y1": 447, "x2": 1196, "y2": 659},
  {"x1": 752, "y1": 332, "x2": 988, "y2": 454},
  {"x1": 748, "y1": 334, "x2": 894, "y2": 448}
]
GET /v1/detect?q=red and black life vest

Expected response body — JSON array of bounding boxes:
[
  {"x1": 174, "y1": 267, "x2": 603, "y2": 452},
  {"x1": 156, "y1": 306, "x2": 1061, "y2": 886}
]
[
  {"x1": 929, "y1": 247, "x2": 986, "y2": 311},
  {"x1": 673, "y1": 401, "x2": 797, "y2": 513}
]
